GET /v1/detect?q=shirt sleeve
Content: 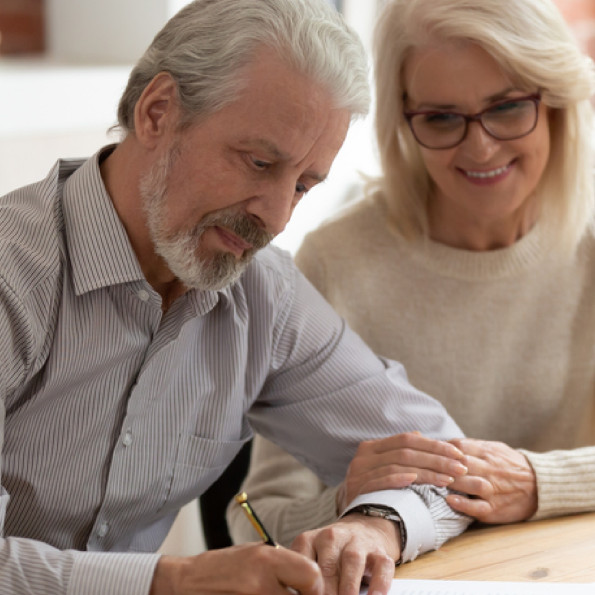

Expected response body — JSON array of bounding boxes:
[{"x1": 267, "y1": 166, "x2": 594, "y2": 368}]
[
  {"x1": 0, "y1": 531, "x2": 159, "y2": 595},
  {"x1": 343, "y1": 487, "x2": 473, "y2": 563},
  {"x1": 0, "y1": 276, "x2": 160, "y2": 594},
  {"x1": 520, "y1": 446, "x2": 595, "y2": 520}
]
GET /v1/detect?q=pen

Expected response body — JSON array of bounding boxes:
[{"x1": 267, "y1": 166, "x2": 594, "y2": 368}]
[{"x1": 235, "y1": 491, "x2": 278, "y2": 546}]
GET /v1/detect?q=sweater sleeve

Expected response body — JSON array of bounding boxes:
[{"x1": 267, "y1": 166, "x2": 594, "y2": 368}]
[
  {"x1": 520, "y1": 446, "x2": 595, "y2": 520},
  {"x1": 294, "y1": 235, "x2": 328, "y2": 297},
  {"x1": 226, "y1": 435, "x2": 340, "y2": 547}
]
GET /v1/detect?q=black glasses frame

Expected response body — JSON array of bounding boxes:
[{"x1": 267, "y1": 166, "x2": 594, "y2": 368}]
[{"x1": 403, "y1": 93, "x2": 542, "y2": 150}]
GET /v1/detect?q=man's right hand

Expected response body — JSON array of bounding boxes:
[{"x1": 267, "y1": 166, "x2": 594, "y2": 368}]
[{"x1": 150, "y1": 543, "x2": 324, "y2": 595}]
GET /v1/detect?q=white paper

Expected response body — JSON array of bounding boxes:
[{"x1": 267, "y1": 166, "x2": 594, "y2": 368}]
[{"x1": 361, "y1": 579, "x2": 595, "y2": 595}]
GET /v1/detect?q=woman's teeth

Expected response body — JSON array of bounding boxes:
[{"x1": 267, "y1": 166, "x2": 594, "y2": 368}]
[{"x1": 465, "y1": 163, "x2": 510, "y2": 179}]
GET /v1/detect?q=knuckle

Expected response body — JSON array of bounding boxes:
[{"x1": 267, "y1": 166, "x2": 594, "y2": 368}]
[
  {"x1": 399, "y1": 448, "x2": 415, "y2": 464},
  {"x1": 474, "y1": 480, "x2": 494, "y2": 499},
  {"x1": 316, "y1": 525, "x2": 338, "y2": 543},
  {"x1": 369, "y1": 549, "x2": 392, "y2": 563},
  {"x1": 399, "y1": 432, "x2": 417, "y2": 446},
  {"x1": 291, "y1": 531, "x2": 310, "y2": 550},
  {"x1": 341, "y1": 548, "x2": 363, "y2": 568},
  {"x1": 254, "y1": 544, "x2": 276, "y2": 562},
  {"x1": 318, "y1": 559, "x2": 338, "y2": 578}
]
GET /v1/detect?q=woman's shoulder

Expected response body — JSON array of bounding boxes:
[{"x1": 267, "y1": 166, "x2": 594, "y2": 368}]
[{"x1": 299, "y1": 193, "x2": 391, "y2": 255}]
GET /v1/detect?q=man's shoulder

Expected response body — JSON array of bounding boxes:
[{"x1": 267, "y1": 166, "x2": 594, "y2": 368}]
[
  {"x1": 242, "y1": 244, "x2": 296, "y2": 294},
  {"x1": 0, "y1": 159, "x2": 81, "y2": 295}
]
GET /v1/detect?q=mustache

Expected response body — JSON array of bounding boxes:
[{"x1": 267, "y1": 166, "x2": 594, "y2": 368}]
[{"x1": 198, "y1": 210, "x2": 274, "y2": 251}]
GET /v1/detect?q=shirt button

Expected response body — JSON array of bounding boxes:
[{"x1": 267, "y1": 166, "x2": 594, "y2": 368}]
[
  {"x1": 97, "y1": 522, "x2": 109, "y2": 538},
  {"x1": 122, "y1": 431, "x2": 133, "y2": 447},
  {"x1": 137, "y1": 289, "x2": 150, "y2": 302}
]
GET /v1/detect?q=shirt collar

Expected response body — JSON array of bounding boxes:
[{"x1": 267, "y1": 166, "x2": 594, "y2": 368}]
[
  {"x1": 60, "y1": 145, "x2": 229, "y2": 313},
  {"x1": 61, "y1": 145, "x2": 149, "y2": 296}
]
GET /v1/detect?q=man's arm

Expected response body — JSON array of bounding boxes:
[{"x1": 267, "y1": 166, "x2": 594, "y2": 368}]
[
  {"x1": 246, "y1": 259, "x2": 472, "y2": 564},
  {"x1": 0, "y1": 276, "x2": 161, "y2": 595}
]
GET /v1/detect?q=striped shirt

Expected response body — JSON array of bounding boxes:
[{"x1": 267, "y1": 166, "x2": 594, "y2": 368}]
[{"x1": 0, "y1": 150, "x2": 469, "y2": 594}]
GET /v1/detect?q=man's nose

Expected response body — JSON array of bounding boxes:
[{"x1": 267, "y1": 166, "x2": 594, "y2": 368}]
[{"x1": 245, "y1": 180, "x2": 299, "y2": 237}]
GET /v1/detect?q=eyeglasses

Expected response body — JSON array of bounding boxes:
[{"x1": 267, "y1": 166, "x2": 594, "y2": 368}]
[{"x1": 403, "y1": 94, "x2": 541, "y2": 150}]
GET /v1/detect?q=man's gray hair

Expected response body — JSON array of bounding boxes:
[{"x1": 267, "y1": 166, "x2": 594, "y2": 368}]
[{"x1": 117, "y1": 0, "x2": 369, "y2": 132}]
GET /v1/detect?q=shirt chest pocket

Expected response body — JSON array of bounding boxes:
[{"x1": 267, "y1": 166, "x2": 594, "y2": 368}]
[{"x1": 158, "y1": 433, "x2": 247, "y2": 513}]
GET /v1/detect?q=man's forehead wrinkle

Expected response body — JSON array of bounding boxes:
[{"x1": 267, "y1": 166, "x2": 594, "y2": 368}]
[{"x1": 239, "y1": 138, "x2": 289, "y2": 160}]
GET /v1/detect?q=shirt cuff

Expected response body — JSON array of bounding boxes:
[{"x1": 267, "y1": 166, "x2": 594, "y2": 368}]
[
  {"x1": 68, "y1": 551, "x2": 161, "y2": 595},
  {"x1": 342, "y1": 489, "x2": 435, "y2": 563}
]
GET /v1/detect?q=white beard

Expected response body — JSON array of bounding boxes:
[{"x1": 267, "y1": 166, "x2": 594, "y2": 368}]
[{"x1": 139, "y1": 144, "x2": 272, "y2": 291}]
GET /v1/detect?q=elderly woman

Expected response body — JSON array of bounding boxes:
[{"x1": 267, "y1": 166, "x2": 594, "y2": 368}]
[{"x1": 226, "y1": 0, "x2": 595, "y2": 549}]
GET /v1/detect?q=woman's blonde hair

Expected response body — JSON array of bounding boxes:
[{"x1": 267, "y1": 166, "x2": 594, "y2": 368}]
[{"x1": 372, "y1": 0, "x2": 595, "y2": 252}]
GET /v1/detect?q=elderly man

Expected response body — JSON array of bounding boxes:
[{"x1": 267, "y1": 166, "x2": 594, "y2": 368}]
[{"x1": 0, "y1": 1, "x2": 470, "y2": 594}]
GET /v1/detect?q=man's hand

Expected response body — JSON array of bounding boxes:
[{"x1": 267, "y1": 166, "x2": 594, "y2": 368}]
[
  {"x1": 446, "y1": 438, "x2": 538, "y2": 523},
  {"x1": 150, "y1": 543, "x2": 323, "y2": 595},
  {"x1": 291, "y1": 512, "x2": 401, "y2": 595},
  {"x1": 336, "y1": 431, "x2": 468, "y2": 512}
]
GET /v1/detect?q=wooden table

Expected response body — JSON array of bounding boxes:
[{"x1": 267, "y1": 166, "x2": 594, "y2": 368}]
[{"x1": 395, "y1": 512, "x2": 595, "y2": 583}]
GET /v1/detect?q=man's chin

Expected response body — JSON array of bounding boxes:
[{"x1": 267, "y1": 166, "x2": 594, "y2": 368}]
[{"x1": 182, "y1": 259, "x2": 248, "y2": 292}]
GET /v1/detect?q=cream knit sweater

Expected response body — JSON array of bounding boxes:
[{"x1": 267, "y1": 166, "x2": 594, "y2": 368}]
[{"x1": 227, "y1": 194, "x2": 595, "y2": 547}]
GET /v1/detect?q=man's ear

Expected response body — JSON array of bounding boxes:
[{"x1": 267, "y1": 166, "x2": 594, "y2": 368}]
[{"x1": 133, "y1": 72, "x2": 179, "y2": 148}]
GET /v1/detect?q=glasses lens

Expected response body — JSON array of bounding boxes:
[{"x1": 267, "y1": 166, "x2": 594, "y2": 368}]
[
  {"x1": 481, "y1": 98, "x2": 538, "y2": 140},
  {"x1": 409, "y1": 113, "x2": 466, "y2": 149}
]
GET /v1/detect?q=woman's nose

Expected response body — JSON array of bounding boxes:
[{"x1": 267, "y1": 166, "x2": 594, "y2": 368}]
[{"x1": 460, "y1": 121, "x2": 500, "y2": 162}]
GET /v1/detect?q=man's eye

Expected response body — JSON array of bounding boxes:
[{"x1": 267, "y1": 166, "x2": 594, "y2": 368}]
[
  {"x1": 295, "y1": 182, "x2": 308, "y2": 195},
  {"x1": 251, "y1": 157, "x2": 271, "y2": 169}
]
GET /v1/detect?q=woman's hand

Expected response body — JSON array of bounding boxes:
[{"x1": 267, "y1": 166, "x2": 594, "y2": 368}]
[
  {"x1": 336, "y1": 431, "x2": 468, "y2": 512},
  {"x1": 446, "y1": 438, "x2": 538, "y2": 523}
]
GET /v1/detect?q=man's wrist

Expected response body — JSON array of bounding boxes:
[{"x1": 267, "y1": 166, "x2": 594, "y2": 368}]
[
  {"x1": 346, "y1": 504, "x2": 406, "y2": 565},
  {"x1": 150, "y1": 556, "x2": 179, "y2": 595}
]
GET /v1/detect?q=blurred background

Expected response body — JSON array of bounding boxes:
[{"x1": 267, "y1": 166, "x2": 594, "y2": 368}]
[{"x1": 0, "y1": 0, "x2": 593, "y2": 555}]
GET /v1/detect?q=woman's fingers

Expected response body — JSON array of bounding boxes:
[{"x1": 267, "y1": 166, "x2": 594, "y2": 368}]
[
  {"x1": 370, "y1": 431, "x2": 465, "y2": 460},
  {"x1": 337, "y1": 432, "x2": 471, "y2": 510}
]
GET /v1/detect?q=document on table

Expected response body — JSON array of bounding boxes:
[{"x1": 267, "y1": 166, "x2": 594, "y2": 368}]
[{"x1": 361, "y1": 579, "x2": 595, "y2": 594}]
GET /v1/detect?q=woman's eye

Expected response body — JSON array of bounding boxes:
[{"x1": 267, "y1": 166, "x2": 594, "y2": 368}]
[
  {"x1": 424, "y1": 112, "x2": 462, "y2": 128},
  {"x1": 490, "y1": 101, "x2": 520, "y2": 113}
]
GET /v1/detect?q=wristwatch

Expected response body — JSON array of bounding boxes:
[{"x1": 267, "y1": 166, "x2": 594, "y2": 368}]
[{"x1": 348, "y1": 504, "x2": 406, "y2": 565}]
